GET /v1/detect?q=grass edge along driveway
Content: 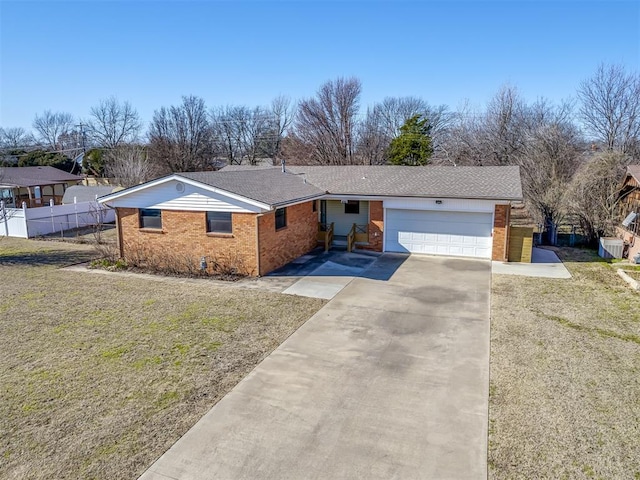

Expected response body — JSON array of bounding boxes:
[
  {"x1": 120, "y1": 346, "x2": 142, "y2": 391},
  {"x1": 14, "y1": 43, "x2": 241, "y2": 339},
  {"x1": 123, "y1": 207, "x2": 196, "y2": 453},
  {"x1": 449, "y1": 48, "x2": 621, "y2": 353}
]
[
  {"x1": 489, "y1": 247, "x2": 640, "y2": 480},
  {"x1": 0, "y1": 237, "x2": 326, "y2": 479}
]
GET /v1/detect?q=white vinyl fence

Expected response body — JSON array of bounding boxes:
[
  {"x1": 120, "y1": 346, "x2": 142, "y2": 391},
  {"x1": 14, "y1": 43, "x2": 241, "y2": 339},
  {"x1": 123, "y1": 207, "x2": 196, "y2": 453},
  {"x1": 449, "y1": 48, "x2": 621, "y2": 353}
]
[{"x1": 1, "y1": 199, "x2": 115, "y2": 238}]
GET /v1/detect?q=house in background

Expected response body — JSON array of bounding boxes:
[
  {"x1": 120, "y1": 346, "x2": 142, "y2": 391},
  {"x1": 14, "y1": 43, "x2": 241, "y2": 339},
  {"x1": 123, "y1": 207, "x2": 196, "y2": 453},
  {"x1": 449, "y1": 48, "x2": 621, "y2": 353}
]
[
  {"x1": 616, "y1": 166, "x2": 640, "y2": 260},
  {"x1": 98, "y1": 165, "x2": 523, "y2": 276},
  {"x1": 0, "y1": 166, "x2": 84, "y2": 208}
]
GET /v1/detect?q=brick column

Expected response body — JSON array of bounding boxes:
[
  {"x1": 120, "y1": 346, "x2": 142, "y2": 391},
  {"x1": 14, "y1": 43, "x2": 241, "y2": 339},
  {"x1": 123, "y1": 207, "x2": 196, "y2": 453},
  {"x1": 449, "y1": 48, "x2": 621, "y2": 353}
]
[{"x1": 492, "y1": 204, "x2": 510, "y2": 261}]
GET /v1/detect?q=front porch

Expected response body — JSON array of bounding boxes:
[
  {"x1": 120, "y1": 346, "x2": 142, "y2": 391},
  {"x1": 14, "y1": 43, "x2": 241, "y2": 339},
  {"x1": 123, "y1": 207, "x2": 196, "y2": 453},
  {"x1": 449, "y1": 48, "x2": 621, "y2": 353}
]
[
  {"x1": 316, "y1": 199, "x2": 382, "y2": 252},
  {"x1": 1, "y1": 183, "x2": 68, "y2": 209}
]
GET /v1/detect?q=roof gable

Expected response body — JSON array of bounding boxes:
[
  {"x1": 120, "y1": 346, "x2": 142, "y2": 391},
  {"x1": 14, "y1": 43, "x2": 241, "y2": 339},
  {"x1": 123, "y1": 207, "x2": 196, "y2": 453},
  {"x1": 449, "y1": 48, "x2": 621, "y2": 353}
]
[
  {"x1": 178, "y1": 170, "x2": 324, "y2": 206},
  {"x1": 99, "y1": 176, "x2": 269, "y2": 213},
  {"x1": 624, "y1": 165, "x2": 640, "y2": 186}
]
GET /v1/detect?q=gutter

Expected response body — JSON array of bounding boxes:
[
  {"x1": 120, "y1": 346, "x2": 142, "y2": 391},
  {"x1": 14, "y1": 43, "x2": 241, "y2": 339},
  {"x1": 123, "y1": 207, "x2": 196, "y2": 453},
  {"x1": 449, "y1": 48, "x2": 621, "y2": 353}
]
[{"x1": 270, "y1": 192, "x2": 327, "y2": 209}]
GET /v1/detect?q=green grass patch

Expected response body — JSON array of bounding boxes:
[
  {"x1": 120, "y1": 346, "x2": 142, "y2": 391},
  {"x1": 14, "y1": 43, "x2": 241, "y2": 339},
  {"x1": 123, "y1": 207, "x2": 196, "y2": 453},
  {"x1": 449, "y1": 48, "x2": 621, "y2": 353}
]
[
  {"x1": 100, "y1": 345, "x2": 131, "y2": 360},
  {"x1": 154, "y1": 390, "x2": 180, "y2": 409},
  {"x1": 171, "y1": 343, "x2": 190, "y2": 356}
]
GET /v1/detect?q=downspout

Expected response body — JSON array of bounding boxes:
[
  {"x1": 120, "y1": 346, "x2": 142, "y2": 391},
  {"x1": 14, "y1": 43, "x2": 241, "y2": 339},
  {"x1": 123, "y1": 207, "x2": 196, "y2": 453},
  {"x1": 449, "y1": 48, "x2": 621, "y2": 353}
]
[
  {"x1": 504, "y1": 204, "x2": 511, "y2": 262},
  {"x1": 116, "y1": 208, "x2": 124, "y2": 259},
  {"x1": 255, "y1": 213, "x2": 262, "y2": 277}
]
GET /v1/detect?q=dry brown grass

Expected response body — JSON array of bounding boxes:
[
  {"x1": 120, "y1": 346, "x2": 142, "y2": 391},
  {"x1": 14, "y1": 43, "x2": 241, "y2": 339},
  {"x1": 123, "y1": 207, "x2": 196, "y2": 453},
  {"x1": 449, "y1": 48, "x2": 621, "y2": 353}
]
[
  {"x1": 0, "y1": 237, "x2": 325, "y2": 479},
  {"x1": 489, "y1": 247, "x2": 640, "y2": 480}
]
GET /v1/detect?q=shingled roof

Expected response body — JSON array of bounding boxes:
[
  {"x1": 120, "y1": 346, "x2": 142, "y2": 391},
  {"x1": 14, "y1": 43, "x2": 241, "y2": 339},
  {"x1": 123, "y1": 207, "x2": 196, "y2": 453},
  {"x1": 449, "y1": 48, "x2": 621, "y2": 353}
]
[
  {"x1": 178, "y1": 168, "x2": 324, "y2": 206},
  {"x1": 100, "y1": 165, "x2": 523, "y2": 209},
  {"x1": 0, "y1": 166, "x2": 83, "y2": 187},
  {"x1": 219, "y1": 165, "x2": 522, "y2": 201}
]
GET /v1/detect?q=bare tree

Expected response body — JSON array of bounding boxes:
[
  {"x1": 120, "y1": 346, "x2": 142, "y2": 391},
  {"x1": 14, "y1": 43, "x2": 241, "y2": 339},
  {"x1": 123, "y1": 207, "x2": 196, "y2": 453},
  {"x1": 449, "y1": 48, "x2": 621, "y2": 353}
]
[
  {"x1": 0, "y1": 127, "x2": 34, "y2": 149},
  {"x1": 357, "y1": 108, "x2": 388, "y2": 165},
  {"x1": 290, "y1": 77, "x2": 362, "y2": 164},
  {"x1": 435, "y1": 101, "x2": 486, "y2": 166},
  {"x1": 578, "y1": 63, "x2": 640, "y2": 155},
  {"x1": 265, "y1": 95, "x2": 294, "y2": 165},
  {"x1": 33, "y1": 110, "x2": 74, "y2": 150},
  {"x1": 89, "y1": 97, "x2": 142, "y2": 149},
  {"x1": 56, "y1": 129, "x2": 85, "y2": 161},
  {"x1": 518, "y1": 117, "x2": 583, "y2": 244},
  {"x1": 210, "y1": 105, "x2": 275, "y2": 165},
  {"x1": 149, "y1": 95, "x2": 212, "y2": 172},
  {"x1": 437, "y1": 87, "x2": 528, "y2": 167},
  {"x1": 568, "y1": 151, "x2": 633, "y2": 244},
  {"x1": 211, "y1": 106, "x2": 242, "y2": 165},
  {"x1": 104, "y1": 144, "x2": 159, "y2": 187},
  {"x1": 482, "y1": 85, "x2": 528, "y2": 165}
]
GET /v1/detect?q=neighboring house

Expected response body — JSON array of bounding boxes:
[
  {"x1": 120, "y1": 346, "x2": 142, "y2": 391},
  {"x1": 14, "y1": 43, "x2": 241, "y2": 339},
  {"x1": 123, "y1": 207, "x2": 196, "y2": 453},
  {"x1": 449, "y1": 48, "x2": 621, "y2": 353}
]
[
  {"x1": 98, "y1": 165, "x2": 523, "y2": 276},
  {"x1": 616, "y1": 166, "x2": 640, "y2": 260},
  {"x1": 1, "y1": 183, "x2": 117, "y2": 239},
  {"x1": 0, "y1": 166, "x2": 84, "y2": 208}
]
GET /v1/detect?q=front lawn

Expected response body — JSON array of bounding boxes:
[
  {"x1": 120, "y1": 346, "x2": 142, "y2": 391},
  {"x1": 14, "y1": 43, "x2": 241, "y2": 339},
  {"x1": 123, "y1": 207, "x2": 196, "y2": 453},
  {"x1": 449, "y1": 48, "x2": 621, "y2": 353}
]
[
  {"x1": 490, "y1": 247, "x2": 640, "y2": 479},
  {"x1": 0, "y1": 238, "x2": 325, "y2": 479}
]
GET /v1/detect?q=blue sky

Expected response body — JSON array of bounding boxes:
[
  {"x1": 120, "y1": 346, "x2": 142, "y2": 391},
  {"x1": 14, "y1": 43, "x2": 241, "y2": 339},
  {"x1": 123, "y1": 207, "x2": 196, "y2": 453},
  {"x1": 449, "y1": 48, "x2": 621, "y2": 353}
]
[{"x1": 1, "y1": 0, "x2": 639, "y2": 132}]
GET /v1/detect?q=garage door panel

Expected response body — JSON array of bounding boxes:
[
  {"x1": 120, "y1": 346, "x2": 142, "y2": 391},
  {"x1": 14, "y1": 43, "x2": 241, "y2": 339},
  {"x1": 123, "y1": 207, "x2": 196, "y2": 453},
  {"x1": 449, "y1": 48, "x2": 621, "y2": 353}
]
[{"x1": 385, "y1": 209, "x2": 493, "y2": 259}]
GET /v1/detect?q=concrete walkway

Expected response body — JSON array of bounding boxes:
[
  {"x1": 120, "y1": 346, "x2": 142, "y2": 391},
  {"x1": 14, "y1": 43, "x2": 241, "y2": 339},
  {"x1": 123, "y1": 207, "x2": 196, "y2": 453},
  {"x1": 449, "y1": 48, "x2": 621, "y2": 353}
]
[
  {"x1": 492, "y1": 247, "x2": 571, "y2": 278},
  {"x1": 139, "y1": 255, "x2": 491, "y2": 480},
  {"x1": 280, "y1": 250, "x2": 381, "y2": 300}
]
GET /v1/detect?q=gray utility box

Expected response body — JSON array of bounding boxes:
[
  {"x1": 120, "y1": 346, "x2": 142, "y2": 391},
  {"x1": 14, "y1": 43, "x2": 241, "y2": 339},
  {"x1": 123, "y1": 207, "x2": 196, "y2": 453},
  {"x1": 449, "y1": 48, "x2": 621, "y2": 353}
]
[{"x1": 598, "y1": 237, "x2": 624, "y2": 259}]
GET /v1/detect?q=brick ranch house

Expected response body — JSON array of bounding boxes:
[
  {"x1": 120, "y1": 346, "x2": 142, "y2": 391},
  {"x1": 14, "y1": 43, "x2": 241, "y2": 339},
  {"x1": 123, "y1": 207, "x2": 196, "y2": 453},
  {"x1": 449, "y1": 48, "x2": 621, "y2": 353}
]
[{"x1": 98, "y1": 165, "x2": 523, "y2": 276}]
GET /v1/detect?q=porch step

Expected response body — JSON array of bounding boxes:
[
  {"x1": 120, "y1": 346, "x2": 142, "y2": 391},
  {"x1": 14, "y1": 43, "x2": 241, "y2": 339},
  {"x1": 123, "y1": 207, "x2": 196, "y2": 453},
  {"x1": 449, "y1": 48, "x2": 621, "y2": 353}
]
[{"x1": 329, "y1": 239, "x2": 370, "y2": 248}]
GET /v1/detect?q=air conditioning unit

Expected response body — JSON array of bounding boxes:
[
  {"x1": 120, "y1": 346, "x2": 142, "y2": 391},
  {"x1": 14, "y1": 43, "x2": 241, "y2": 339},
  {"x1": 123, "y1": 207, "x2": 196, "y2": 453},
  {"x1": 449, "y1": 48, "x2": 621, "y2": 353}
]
[{"x1": 598, "y1": 237, "x2": 624, "y2": 259}]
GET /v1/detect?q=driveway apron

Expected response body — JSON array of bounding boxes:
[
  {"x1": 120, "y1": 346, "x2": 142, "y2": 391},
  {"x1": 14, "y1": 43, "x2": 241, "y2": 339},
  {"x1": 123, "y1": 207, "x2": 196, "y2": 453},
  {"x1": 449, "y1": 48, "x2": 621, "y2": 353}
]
[{"x1": 139, "y1": 255, "x2": 491, "y2": 480}]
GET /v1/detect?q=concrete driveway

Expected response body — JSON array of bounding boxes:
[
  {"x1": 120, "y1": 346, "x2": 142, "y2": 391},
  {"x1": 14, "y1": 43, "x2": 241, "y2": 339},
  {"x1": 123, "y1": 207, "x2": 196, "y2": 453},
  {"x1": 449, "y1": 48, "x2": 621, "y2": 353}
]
[{"x1": 140, "y1": 254, "x2": 491, "y2": 480}]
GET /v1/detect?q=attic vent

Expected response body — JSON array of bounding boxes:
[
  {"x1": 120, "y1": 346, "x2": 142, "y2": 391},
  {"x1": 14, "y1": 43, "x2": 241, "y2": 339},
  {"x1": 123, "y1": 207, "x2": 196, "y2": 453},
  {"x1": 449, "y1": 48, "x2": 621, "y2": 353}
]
[
  {"x1": 176, "y1": 182, "x2": 185, "y2": 193},
  {"x1": 622, "y1": 212, "x2": 637, "y2": 227}
]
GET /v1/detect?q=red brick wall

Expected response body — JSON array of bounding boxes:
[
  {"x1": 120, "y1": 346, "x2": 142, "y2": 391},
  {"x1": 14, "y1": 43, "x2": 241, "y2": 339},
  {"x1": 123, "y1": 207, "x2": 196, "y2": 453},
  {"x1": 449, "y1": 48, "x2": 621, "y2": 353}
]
[
  {"x1": 492, "y1": 204, "x2": 510, "y2": 261},
  {"x1": 117, "y1": 208, "x2": 259, "y2": 275},
  {"x1": 257, "y1": 201, "x2": 318, "y2": 275},
  {"x1": 359, "y1": 200, "x2": 383, "y2": 252}
]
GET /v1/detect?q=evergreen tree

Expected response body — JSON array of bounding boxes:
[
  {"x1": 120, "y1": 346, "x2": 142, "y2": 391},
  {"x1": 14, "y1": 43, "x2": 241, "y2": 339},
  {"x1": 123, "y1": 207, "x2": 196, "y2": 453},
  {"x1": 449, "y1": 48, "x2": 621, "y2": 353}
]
[{"x1": 388, "y1": 114, "x2": 433, "y2": 165}]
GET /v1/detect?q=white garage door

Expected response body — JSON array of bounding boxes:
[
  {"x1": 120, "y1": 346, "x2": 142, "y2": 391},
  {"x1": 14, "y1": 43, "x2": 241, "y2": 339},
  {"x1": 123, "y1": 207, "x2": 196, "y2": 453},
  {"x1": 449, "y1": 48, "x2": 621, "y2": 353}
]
[{"x1": 385, "y1": 209, "x2": 493, "y2": 258}]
